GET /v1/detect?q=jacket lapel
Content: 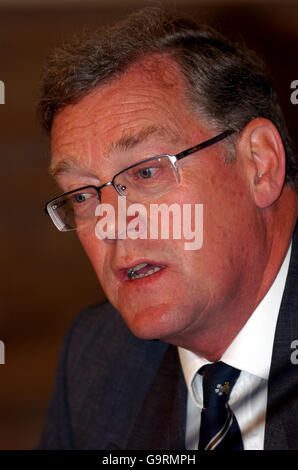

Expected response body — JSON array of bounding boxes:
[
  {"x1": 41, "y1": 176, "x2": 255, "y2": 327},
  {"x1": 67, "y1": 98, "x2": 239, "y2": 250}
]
[
  {"x1": 265, "y1": 222, "x2": 298, "y2": 449},
  {"x1": 126, "y1": 345, "x2": 187, "y2": 450}
]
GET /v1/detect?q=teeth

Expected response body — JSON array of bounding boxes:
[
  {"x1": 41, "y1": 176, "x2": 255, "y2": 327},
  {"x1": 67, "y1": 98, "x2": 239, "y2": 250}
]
[
  {"x1": 131, "y1": 263, "x2": 147, "y2": 272},
  {"x1": 127, "y1": 263, "x2": 147, "y2": 278},
  {"x1": 128, "y1": 265, "x2": 163, "y2": 280}
]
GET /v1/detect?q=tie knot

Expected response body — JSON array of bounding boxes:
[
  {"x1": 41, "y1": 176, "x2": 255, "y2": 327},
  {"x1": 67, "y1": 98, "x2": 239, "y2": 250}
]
[{"x1": 200, "y1": 361, "x2": 241, "y2": 408}]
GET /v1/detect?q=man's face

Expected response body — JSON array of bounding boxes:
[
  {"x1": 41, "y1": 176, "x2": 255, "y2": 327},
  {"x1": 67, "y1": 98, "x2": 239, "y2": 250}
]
[{"x1": 51, "y1": 58, "x2": 263, "y2": 355}]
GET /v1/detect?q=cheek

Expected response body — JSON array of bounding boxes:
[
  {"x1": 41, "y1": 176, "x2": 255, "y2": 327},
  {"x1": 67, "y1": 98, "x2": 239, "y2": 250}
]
[
  {"x1": 77, "y1": 231, "x2": 106, "y2": 277},
  {"x1": 177, "y1": 166, "x2": 254, "y2": 269}
]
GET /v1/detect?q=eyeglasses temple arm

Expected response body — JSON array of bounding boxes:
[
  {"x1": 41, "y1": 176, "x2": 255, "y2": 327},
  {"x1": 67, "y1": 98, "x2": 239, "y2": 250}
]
[{"x1": 175, "y1": 129, "x2": 235, "y2": 161}]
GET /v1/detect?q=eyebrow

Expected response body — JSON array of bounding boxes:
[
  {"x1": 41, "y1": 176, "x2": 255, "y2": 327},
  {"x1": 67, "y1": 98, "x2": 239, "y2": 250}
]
[
  {"x1": 49, "y1": 124, "x2": 178, "y2": 179},
  {"x1": 107, "y1": 124, "x2": 172, "y2": 154},
  {"x1": 49, "y1": 158, "x2": 80, "y2": 179}
]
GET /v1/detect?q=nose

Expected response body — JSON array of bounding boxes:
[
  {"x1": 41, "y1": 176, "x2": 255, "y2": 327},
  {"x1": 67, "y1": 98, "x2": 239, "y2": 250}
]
[{"x1": 94, "y1": 185, "x2": 147, "y2": 241}]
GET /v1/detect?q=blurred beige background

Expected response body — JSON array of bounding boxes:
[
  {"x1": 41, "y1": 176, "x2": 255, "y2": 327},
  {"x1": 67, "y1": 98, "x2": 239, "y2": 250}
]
[{"x1": 0, "y1": 0, "x2": 297, "y2": 449}]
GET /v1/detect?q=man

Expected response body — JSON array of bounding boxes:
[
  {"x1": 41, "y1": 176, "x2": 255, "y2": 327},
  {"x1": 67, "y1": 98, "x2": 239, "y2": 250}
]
[{"x1": 38, "y1": 8, "x2": 298, "y2": 450}]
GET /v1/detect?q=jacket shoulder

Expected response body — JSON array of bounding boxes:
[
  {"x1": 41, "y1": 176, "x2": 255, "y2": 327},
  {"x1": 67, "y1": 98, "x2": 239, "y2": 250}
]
[
  {"x1": 38, "y1": 301, "x2": 170, "y2": 449},
  {"x1": 65, "y1": 301, "x2": 130, "y2": 365}
]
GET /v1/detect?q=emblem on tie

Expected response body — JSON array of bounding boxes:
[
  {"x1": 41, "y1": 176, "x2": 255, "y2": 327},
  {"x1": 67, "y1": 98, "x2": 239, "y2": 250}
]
[
  {"x1": 199, "y1": 362, "x2": 243, "y2": 450},
  {"x1": 215, "y1": 381, "x2": 230, "y2": 396}
]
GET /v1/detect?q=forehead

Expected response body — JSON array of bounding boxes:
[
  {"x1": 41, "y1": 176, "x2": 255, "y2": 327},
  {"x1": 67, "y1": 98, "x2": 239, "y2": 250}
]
[{"x1": 50, "y1": 55, "x2": 205, "y2": 178}]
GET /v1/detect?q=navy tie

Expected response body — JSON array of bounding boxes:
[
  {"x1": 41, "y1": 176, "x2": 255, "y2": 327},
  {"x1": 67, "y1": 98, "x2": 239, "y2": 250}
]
[{"x1": 198, "y1": 361, "x2": 244, "y2": 450}]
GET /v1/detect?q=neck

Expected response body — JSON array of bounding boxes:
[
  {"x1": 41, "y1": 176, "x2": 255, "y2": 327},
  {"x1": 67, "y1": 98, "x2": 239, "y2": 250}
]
[{"x1": 170, "y1": 186, "x2": 298, "y2": 361}]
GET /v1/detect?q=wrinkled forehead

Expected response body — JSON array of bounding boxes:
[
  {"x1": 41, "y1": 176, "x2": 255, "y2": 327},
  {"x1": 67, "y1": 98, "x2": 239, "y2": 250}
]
[
  {"x1": 51, "y1": 54, "x2": 194, "y2": 132},
  {"x1": 50, "y1": 54, "x2": 204, "y2": 168}
]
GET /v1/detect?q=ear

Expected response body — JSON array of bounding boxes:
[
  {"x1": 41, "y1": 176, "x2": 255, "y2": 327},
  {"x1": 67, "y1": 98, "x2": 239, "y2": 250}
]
[{"x1": 242, "y1": 118, "x2": 286, "y2": 208}]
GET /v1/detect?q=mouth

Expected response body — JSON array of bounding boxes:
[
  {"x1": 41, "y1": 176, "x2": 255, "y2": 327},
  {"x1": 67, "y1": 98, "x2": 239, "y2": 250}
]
[
  {"x1": 127, "y1": 262, "x2": 165, "y2": 280},
  {"x1": 118, "y1": 261, "x2": 166, "y2": 281}
]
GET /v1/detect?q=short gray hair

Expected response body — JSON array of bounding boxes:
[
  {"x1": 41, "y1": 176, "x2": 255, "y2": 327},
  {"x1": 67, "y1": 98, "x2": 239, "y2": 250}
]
[{"x1": 38, "y1": 7, "x2": 297, "y2": 189}]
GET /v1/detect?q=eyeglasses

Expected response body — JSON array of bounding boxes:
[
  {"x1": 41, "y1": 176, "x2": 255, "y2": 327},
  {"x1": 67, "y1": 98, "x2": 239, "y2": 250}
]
[{"x1": 44, "y1": 129, "x2": 235, "y2": 231}]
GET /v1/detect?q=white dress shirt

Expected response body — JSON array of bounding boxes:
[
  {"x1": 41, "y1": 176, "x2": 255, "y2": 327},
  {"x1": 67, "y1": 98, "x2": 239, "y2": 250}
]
[{"x1": 178, "y1": 243, "x2": 292, "y2": 450}]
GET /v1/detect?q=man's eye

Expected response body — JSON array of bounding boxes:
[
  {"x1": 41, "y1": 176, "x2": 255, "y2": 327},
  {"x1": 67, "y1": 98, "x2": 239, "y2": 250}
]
[
  {"x1": 137, "y1": 167, "x2": 157, "y2": 179},
  {"x1": 72, "y1": 192, "x2": 91, "y2": 203}
]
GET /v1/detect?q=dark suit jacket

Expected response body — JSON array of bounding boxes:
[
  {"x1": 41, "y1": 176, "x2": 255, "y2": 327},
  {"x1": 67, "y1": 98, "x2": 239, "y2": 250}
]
[{"x1": 38, "y1": 224, "x2": 298, "y2": 450}]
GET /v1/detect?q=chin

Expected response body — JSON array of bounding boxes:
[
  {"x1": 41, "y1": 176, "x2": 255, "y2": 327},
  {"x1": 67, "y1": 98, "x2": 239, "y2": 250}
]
[{"x1": 117, "y1": 302, "x2": 187, "y2": 342}]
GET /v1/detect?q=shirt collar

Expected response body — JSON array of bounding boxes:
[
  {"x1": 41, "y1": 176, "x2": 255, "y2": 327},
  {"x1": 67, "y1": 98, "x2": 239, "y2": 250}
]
[{"x1": 178, "y1": 242, "x2": 292, "y2": 400}]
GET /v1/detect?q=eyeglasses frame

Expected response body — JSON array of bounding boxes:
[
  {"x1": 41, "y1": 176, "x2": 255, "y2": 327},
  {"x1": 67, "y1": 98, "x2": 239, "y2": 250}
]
[{"x1": 44, "y1": 129, "x2": 235, "y2": 229}]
